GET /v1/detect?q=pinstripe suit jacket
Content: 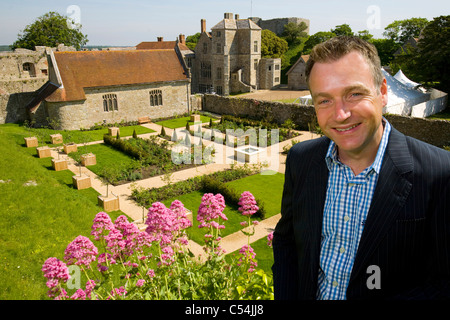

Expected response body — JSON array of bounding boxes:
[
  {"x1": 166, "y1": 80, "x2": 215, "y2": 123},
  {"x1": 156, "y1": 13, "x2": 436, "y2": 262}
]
[{"x1": 272, "y1": 127, "x2": 450, "y2": 300}]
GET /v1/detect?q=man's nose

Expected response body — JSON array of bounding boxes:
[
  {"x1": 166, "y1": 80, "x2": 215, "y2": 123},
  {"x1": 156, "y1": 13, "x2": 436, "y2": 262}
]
[{"x1": 333, "y1": 99, "x2": 351, "y2": 122}]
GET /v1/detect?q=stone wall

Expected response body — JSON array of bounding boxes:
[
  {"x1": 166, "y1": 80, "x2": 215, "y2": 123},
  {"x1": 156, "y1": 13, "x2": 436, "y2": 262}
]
[
  {"x1": 44, "y1": 81, "x2": 191, "y2": 130},
  {"x1": 250, "y1": 17, "x2": 310, "y2": 36},
  {"x1": 202, "y1": 94, "x2": 450, "y2": 147}
]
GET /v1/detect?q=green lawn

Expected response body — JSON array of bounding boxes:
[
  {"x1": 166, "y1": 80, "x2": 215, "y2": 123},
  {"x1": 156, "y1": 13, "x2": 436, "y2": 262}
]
[
  {"x1": 161, "y1": 172, "x2": 284, "y2": 265},
  {"x1": 0, "y1": 123, "x2": 282, "y2": 299},
  {"x1": 21, "y1": 124, "x2": 155, "y2": 147},
  {"x1": 155, "y1": 115, "x2": 214, "y2": 129},
  {"x1": 0, "y1": 124, "x2": 124, "y2": 299},
  {"x1": 69, "y1": 142, "x2": 139, "y2": 178}
]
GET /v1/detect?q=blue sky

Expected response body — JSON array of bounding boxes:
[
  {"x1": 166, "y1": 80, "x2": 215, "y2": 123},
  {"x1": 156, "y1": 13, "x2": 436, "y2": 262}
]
[{"x1": 0, "y1": 0, "x2": 449, "y2": 46}]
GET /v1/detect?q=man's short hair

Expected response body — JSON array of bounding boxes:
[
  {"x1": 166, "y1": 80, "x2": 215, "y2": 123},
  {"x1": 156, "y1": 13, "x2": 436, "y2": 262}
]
[{"x1": 305, "y1": 36, "x2": 384, "y2": 91}]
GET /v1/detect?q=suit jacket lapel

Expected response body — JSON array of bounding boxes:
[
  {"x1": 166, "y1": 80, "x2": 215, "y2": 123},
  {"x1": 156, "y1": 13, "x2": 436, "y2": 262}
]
[
  {"x1": 301, "y1": 137, "x2": 330, "y2": 290},
  {"x1": 349, "y1": 128, "x2": 413, "y2": 283}
]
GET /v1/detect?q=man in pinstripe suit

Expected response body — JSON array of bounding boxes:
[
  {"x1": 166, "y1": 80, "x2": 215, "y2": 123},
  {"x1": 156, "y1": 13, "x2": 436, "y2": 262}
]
[{"x1": 272, "y1": 36, "x2": 450, "y2": 300}]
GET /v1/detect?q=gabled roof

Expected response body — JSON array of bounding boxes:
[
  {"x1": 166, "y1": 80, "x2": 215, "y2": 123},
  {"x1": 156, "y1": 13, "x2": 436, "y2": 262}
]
[
  {"x1": 46, "y1": 49, "x2": 189, "y2": 102},
  {"x1": 211, "y1": 18, "x2": 261, "y2": 30},
  {"x1": 286, "y1": 55, "x2": 310, "y2": 75},
  {"x1": 136, "y1": 41, "x2": 191, "y2": 51}
]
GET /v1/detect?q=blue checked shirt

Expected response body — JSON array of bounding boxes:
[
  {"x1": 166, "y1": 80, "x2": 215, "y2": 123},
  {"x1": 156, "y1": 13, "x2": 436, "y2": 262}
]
[{"x1": 316, "y1": 119, "x2": 391, "y2": 300}]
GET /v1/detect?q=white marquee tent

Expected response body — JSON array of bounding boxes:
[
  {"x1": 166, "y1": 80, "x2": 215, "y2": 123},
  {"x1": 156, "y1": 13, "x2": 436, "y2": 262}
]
[
  {"x1": 381, "y1": 69, "x2": 430, "y2": 115},
  {"x1": 393, "y1": 69, "x2": 421, "y2": 89}
]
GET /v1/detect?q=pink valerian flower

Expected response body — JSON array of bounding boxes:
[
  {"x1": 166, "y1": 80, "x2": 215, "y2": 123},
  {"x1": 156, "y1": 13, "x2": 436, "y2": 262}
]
[
  {"x1": 42, "y1": 257, "x2": 70, "y2": 286},
  {"x1": 237, "y1": 244, "x2": 258, "y2": 273},
  {"x1": 113, "y1": 215, "x2": 152, "y2": 256},
  {"x1": 145, "y1": 202, "x2": 177, "y2": 245},
  {"x1": 136, "y1": 279, "x2": 145, "y2": 287},
  {"x1": 238, "y1": 191, "x2": 259, "y2": 216},
  {"x1": 107, "y1": 286, "x2": 127, "y2": 300},
  {"x1": 91, "y1": 212, "x2": 114, "y2": 241},
  {"x1": 42, "y1": 257, "x2": 70, "y2": 299},
  {"x1": 146, "y1": 269, "x2": 155, "y2": 278},
  {"x1": 159, "y1": 246, "x2": 175, "y2": 266},
  {"x1": 71, "y1": 280, "x2": 96, "y2": 300},
  {"x1": 170, "y1": 200, "x2": 193, "y2": 231},
  {"x1": 97, "y1": 252, "x2": 116, "y2": 272},
  {"x1": 145, "y1": 201, "x2": 190, "y2": 247},
  {"x1": 267, "y1": 231, "x2": 274, "y2": 248},
  {"x1": 64, "y1": 235, "x2": 98, "y2": 267},
  {"x1": 197, "y1": 193, "x2": 227, "y2": 229},
  {"x1": 104, "y1": 228, "x2": 126, "y2": 259}
]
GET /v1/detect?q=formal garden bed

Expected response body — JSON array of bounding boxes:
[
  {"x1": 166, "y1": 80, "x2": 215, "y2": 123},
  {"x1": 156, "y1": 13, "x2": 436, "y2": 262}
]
[{"x1": 73, "y1": 133, "x2": 215, "y2": 186}]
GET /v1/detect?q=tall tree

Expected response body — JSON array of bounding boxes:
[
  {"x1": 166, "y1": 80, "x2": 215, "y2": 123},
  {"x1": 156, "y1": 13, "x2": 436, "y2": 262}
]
[
  {"x1": 185, "y1": 33, "x2": 201, "y2": 51},
  {"x1": 302, "y1": 31, "x2": 336, "y2": 54},
  {"x1": 383, "y1": 17, "x2": 428, "y2": 44},
  {"x1": 261, "y1": 29, "x2": 289, "y2": 58},
  {"x1": 394, "y1": 15, "x2": 450, "y2": 92},
  {"x1": 281, "y1": 22, "x2": 308, "y2": 44},
  {"x1": 331, "y1": 24, "x2": 354, "y2": 37},
  {"x1": 12, "y1": 11, "x2": 88, "y2": 50}
]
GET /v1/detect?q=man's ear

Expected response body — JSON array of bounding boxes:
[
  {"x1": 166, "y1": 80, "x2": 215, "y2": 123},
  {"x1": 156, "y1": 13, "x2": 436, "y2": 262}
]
[{"x1": 380, "y1": 78, "x2": 388, "y2": 107}]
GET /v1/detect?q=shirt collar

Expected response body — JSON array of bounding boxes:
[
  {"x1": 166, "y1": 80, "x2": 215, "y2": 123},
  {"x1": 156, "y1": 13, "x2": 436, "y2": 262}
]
[{"x1": 325, "y1": 118, "x2": 391, "y2": 175}]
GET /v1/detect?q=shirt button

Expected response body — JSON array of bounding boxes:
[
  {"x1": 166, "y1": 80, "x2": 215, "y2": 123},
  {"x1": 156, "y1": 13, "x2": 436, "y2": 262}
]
[
  {"x1": 332, "y1": 281, "x2": 339, "y2": 287},
  {"x1": 340, "y1": 247, "x2": 345, "y2": 253},
  {"x1": 344, "y1": 216, "x2": 350, "y2": 222}
]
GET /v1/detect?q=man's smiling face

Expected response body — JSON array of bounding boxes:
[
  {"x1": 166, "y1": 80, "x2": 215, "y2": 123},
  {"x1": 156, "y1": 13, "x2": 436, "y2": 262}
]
[{"x1": 309, "y1": 50, "x2": 388, "y2": 164}]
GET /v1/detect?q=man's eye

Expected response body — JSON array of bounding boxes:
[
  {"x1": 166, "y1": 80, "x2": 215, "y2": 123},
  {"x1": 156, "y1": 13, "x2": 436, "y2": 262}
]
[
  {"x1": 350, "y1": 92, "x2": 362, "y2": 98},
  {"x1": 318, "y1": 99, "x2": 330, "y2": 105}
]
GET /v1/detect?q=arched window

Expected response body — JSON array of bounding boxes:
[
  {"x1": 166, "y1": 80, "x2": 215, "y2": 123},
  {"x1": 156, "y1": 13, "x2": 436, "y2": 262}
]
[
  {"x1": 102, "y1": 94, "x2": 118, "y2": 112},
  {"x1": 149, "y1": 90, "x2": 163, "y2": 106}
]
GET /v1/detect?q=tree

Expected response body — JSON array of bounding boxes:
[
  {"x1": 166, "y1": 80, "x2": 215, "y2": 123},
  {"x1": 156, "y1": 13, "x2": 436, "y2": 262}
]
[
  {"x1": 393, "y1": 15, "x2": 450, "y2": 92},
  {"x1": 303, "y1": 31, "x2": 336, "y2": 54},
  {"x1": 331, "y1": 24, "x2": 354, "y2": 37},
  {"x1": 383, "y1": 18, "x2": 428, "y2": 44},
  {"x1": 12, "y1": 11, "x2": 88, "y2": 50},
  {"x1": 261, "y1": 29, "x2": 289, "y2": 58},
  {"x1": 357, "y1": 30, "x2": 373, "y2": 41},
  {"x1": 185, "y1": 33, "x2": 201, "y2": 50},
  {"x1": 281, "y1": 22, "x2": 308, "y2": 44},
  {"x1": 369, "y1": 38, "x2": 400, "y2": 66}
]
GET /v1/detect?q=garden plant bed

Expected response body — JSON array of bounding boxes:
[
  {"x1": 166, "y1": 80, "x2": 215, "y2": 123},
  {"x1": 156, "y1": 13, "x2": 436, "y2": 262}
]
[
  {"x1": 68, "y1": 135, "x2": 209, "y2": 186},
  {"x1": 203, "y1": 114, "x2": 301, "y2": 147}
]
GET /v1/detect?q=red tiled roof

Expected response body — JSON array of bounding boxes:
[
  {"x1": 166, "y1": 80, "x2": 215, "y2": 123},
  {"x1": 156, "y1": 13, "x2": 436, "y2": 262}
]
[
  {"x1": 136, "y1": 41, "x2": 191, "y2": 51},
  {"x1": 46, "y1": 49, "x2": 188, "y2": 102}
]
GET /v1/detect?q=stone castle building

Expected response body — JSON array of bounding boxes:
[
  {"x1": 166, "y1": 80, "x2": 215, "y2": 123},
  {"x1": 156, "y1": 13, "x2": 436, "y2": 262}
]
[
  {"x1": 191, "y1": 13, "x2": 282, "y2": 95},
  {"x1": 249, "y1": 17, "x2": 310, "y2": 37},
  {"x1": 25, "y1": 47, "x2": 191, "y2": 130}
]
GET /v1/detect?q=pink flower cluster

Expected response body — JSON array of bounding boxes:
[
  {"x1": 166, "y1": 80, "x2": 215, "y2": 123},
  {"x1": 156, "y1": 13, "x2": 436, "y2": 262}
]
[
  {"x1": 145, "y1": 201, "x2": 192, "y2": 246},
  {"x1": 42, "y1": 257, "x2": 70, "y2": 298},
  {"x1": 197, "y1": 193, "x2": 227, "y2": 229},
  {"x1": 91, "y1": 212, "x2": 114, "y2": 241},
  {"x1": 64, "y1": 235, "x2": 98, "y2": 267},
  {"x1": 238, "y1": 191, "x2": 259, "y2": 216},
  {"x1": 267, "y1": 231, "x2": 274, "y2": 247},
  {"x1": 237, "y1": 244, "x2": 258, "y2": 273},
  {"x1": 71, "y1": 280, "x2": 96, "y2": 300}
]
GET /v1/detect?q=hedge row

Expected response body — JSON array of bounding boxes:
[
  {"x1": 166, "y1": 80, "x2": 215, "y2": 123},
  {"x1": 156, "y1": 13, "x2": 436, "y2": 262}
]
[
  {"x1": 131, "y1": 164, "x2": 265, "y2": 219},
  {"x1": 103, "y1": 134, "x2": 148, "y2": 159}
]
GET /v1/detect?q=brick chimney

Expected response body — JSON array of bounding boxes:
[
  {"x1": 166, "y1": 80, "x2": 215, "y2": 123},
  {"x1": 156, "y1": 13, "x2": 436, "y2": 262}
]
[
  {"x1": 224, "y1": 13, "x2": 233, "y2": 19},
  {"x1": 235, "y1": 14, "x2": 240, "y2": 20},
  {"x1": 179, "y1": 34, "x2": 185, "y2": 44},
  {"x1": 201, "y1": 19, "x2": 206, "y2": 33},
  {"x1": 157, "y1": 37, "x2": 163, "y2": 42}
]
